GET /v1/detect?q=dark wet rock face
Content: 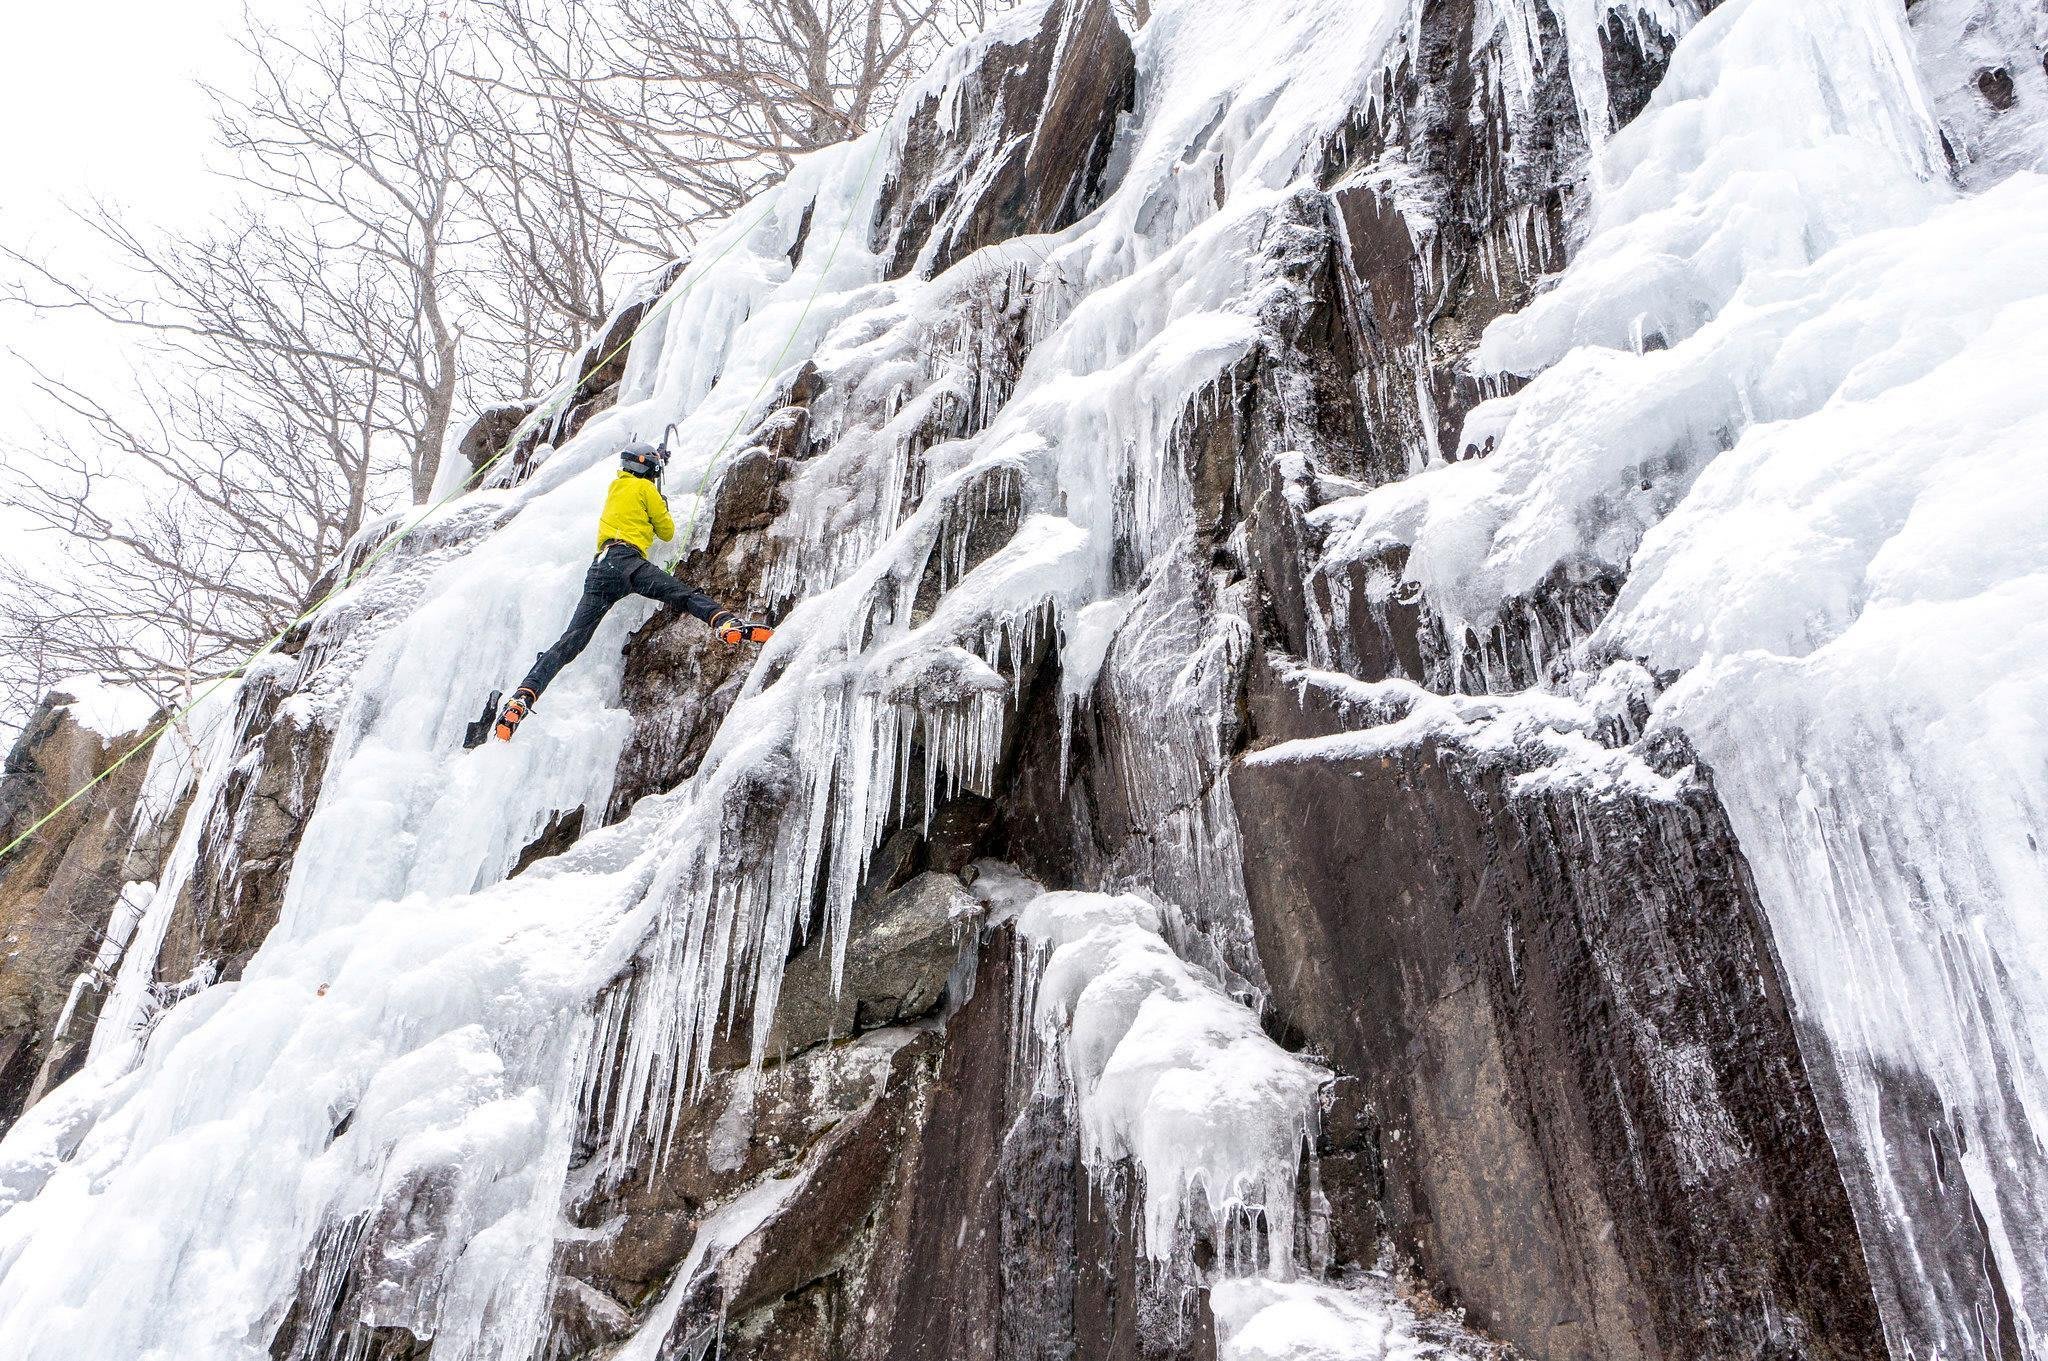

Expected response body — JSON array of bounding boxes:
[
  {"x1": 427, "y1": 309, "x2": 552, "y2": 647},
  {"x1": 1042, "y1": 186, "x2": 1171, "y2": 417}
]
[
  {"x1": 1316, "y1": 0, "x2": 1578, "y2": 473},
  {"x1": 1600, "y1": 8, "x2": 1680, "y2": 130},
  {"x1": 156, "y1": 677, "x2": 335, "y2": 989},
  {"x1": 1818, "y1": 1050, "x2": 2033, "y2": 1361},
  {"x1": 512, "y1": 805, "x2": 585, "y2": 876},
  {"x1": 1311, "y1": 543, "x2": 1623, "y2": 696},
  {"x1": 0, "y1": 697, "x2": 168, "y2": 1134},
  {"x1": 874, "y1": 0, "x2": 1135, "y2": 278},
  {"x1": 1978, "y1": 64, "x2": 2018, "y2": 110},
  {"x1": 456, "y1": 402, "x2": 536, "y2": 478},
  {"x1": 606, "y1": 928, "x2": 1217, "y2": 1361},
  {"x1": 765, "y1": 871, "x2": 981, "y2": 1057},
  {"x1": 269, "y1": 1207, "x2": 438, "y2": 1361},
  {"x1": 1231, "y1": 664, "x2": 1887, "y2": 1361},
  {"x1": 562, "y1": 1030, "x2": 932, "y2": 1320}
]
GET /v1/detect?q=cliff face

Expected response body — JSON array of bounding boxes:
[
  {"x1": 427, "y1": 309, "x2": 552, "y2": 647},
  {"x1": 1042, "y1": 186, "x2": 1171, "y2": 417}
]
[
  {"x1": 1, "y1": 2, "x2": 2044, "y2": 1360},
  {"x1": 0, "y1": 695, "x2": 169, "y2": 1131}
]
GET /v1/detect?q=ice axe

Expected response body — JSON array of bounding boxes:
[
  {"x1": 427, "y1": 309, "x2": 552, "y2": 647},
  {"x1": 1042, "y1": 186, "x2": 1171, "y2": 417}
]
[{"x1": 462, "y1": 690, "x2": 503, "y2": 750}]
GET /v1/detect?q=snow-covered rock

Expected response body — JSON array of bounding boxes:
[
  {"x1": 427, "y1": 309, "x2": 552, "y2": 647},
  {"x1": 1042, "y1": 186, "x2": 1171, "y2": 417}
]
[{"x1": 0, "y1": 1, "x2": 2041, "y2": 1359}]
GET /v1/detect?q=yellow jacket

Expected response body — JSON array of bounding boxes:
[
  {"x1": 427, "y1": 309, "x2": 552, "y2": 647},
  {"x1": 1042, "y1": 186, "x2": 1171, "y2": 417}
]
[{"x1": 595, "y1": 471, "x2": 675, "y2": 555}]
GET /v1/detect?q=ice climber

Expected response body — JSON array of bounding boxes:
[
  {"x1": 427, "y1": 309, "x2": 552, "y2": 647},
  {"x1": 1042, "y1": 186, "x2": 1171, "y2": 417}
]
[{"x1": 494, "y1": 441, "x2": 772, "y2": 741}]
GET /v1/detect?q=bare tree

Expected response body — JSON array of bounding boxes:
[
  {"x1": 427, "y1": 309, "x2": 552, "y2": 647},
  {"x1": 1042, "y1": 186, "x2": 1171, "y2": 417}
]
[
  {"x1": 0, "y1": 200, "x2": 413, "y2": 718},
  {"x1": 0, "y1": 355, "x2": 367, "y2": 718},
  {"x1": 455, "y1": 24, "x2": 642, "y2": 377},
  {"x1": 0, "y1": 3, "x2": 516, "y2": 717},
  {"x1": 0, "y1": 609, "x2": 67, "y2": 742},
  {"x1": 208, "y1": 1, "x2": 482, "y2": 503},
  {"x1": 0, "y1": 0, "x2": 1020, "y2": 717},
  {"x1": 475, "y1": 0, "x2": 1007, "y2": 245},
  {"x1": 6, "y1": 211, "x2": 401, "y2": 513}
]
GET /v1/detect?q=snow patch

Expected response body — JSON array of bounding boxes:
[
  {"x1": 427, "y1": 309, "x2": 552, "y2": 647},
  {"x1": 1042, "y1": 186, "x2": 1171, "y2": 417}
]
[
  {"x1": 50, "y1": 676, "x2": 156, "y2": 743},
  {"x1": 1019, "y1": 889, "x2": 1326, "y2": 1268}
]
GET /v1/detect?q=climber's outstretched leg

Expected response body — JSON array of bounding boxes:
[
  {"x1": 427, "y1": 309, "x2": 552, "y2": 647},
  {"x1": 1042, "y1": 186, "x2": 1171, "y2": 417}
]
[
  {"x1": 494, "y1": 547, "x2": 772, "y2": 742},
  {"x1": 496, "y1": 547, "x2": 634, "y2": 740},
  {"x1": 624, "y1": 558, "x2": 774, "y2": 645}
]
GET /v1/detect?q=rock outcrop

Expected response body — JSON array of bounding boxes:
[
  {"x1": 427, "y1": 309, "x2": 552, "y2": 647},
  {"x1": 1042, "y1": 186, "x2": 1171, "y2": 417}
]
[
  {"x1": 874, "y1": 0, "x2": 1136, "y2": 278},
  {"x1": 0, "y1": 695, "x2": 169, "y2": 1134},
  {"x1": 5, "y1": 3, "x2": 2025, "y2": 1360},
  {"x1": 153, "y1": 669, "x2": 334, "y2": 989},
  {"x1": 570, "y1": 916, "x2": 1218, "y2": 1361},
  {"x1": 1234, "y1": 664, "x2": 1885, "y2": 1360}
]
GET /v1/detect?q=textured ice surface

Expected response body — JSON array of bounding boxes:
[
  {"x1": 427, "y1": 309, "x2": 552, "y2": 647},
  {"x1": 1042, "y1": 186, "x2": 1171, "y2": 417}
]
[
  {"x1": 1018, "y1": 890, "x2": 1325, "y2": 1265},
  {"x1": 0, "y1": 0, "x2": 1425, "y2": 1342},
  {"x1": 0, "y1": 2, "x2": 1466, "y2": 1352},
  {"x1": 4, "y1": 0, "x2": 2036, "y2": 1356},
  {"x1": 1318, "y1": 0, "x2": 2048, "y2": 1348},
  {"x1": 1213, "y1": 1276, "x2": 1483, "y2": 1361}
]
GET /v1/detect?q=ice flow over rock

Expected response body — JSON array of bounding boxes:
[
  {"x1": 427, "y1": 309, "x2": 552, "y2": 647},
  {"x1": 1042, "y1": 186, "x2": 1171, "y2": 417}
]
[{"x1": 0, "y1": 0, "x2": 2040, "y2": 1358}]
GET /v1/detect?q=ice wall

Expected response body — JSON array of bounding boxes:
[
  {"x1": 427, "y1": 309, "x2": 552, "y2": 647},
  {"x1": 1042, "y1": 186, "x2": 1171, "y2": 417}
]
[
  {"x1": 0, "y1": 0, "x2": 2035, "y2": 1357},
  {"x1": 1317, "y1": 0, "x2": 2048, "y2": 1353},
  {"x1": 0, "y1": 120, "x2": 896, "y2": 1360},
  {"x1": 0, "y1": 1, "x2": 1465, "y2": 1355}
]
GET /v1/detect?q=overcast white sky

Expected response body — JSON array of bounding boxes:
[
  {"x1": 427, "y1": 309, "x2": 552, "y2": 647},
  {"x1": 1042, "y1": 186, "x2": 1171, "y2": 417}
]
[
  {"x1": 0, "y1": 0, "x2": 310, "y2": 744},
  {"x1": 0, "y1": 0, "x2": 305, "y2": 445}
]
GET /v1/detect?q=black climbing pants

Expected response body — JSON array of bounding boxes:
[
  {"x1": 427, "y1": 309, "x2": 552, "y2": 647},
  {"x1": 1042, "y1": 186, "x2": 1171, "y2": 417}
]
[{"x1": 519, "y1": 543, "x2": 722, "y2": 700}]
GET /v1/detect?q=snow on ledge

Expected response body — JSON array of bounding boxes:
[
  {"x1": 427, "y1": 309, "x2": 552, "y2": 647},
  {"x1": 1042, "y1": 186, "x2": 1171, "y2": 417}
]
[
  {"x1": 50, "y1": 676, "x2": 157, "y2": 744},
  {"x1": 1244, "y1": 665, "x2": 1688, "y2": 805}
]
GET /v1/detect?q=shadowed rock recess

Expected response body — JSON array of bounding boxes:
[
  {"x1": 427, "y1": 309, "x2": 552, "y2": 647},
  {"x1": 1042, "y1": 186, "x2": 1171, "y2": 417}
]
[{"x1": 4, "y1": 2, "x2": 2040, "y2": 1360}]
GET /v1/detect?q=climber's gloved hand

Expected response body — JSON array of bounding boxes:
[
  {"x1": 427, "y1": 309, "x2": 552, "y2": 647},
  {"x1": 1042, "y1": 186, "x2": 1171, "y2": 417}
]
[{"x1": 710, "y1": 611, "x2": 773, "y2": 646}]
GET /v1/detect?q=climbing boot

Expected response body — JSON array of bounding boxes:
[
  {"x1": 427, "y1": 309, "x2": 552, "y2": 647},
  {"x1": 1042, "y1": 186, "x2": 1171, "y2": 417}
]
[
  {"x1": 711, "y1": 612, "x2": 773, "y2": 646},
  {"x1": 494, "y1": 688, "x2": 536, "y2": 741}
]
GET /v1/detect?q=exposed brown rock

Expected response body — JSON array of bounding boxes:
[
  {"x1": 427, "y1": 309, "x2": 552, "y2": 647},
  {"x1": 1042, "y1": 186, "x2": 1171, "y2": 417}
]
[
  {"x1": 456, "y1": 402, "x2": 536, "y2": 478},
  {"x1": 873, "y1": 0, "x2": 1135, "y2": 278},
  {"x1": 1978, "y1": 64, "x2": 2018, "y2": 111},
  {"x1": 1231, "y1": 661, "x2": 1888, "y2": 1361},
  {"x1": 765, "y1": 871, "x2": 982, "y2": 1058},
  {"x1": 648, "y1": 926, "x2": 1217, "y2": 1361},
  {"x1": 512, "y1": 805, "x2": 585, "y2": 877},
  {"x1": 561, "y1": 1030, "x2": 930, "y2": 1322},
  {"x1": 0, "y1": 694, "x2": 167, "y2": 1134},
  {"x1": 155, "y1": 676, "x2": 335, "y2": 988}
]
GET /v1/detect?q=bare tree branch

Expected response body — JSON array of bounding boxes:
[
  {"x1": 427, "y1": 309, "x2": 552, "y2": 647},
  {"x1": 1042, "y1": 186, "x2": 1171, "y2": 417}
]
[{"x1": 0, "y1": 0, "x2": 1015, "y2": 715}]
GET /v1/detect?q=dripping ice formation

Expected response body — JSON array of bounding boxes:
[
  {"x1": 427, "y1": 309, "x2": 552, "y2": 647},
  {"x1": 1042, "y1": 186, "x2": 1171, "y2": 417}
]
[
  {"x1": 0, "y1": 2, "x2": 1417, "y2": 1353},
  {"x1": 1016, "y1": 887, "x2": 1325, "y2": 1267},
  {"x1": 1313, "y1": 0, "x2": 2048, "y2": 1351},
  {"x1": 0, "y1": 0, "x2": 2040, "y2": 1357}
]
